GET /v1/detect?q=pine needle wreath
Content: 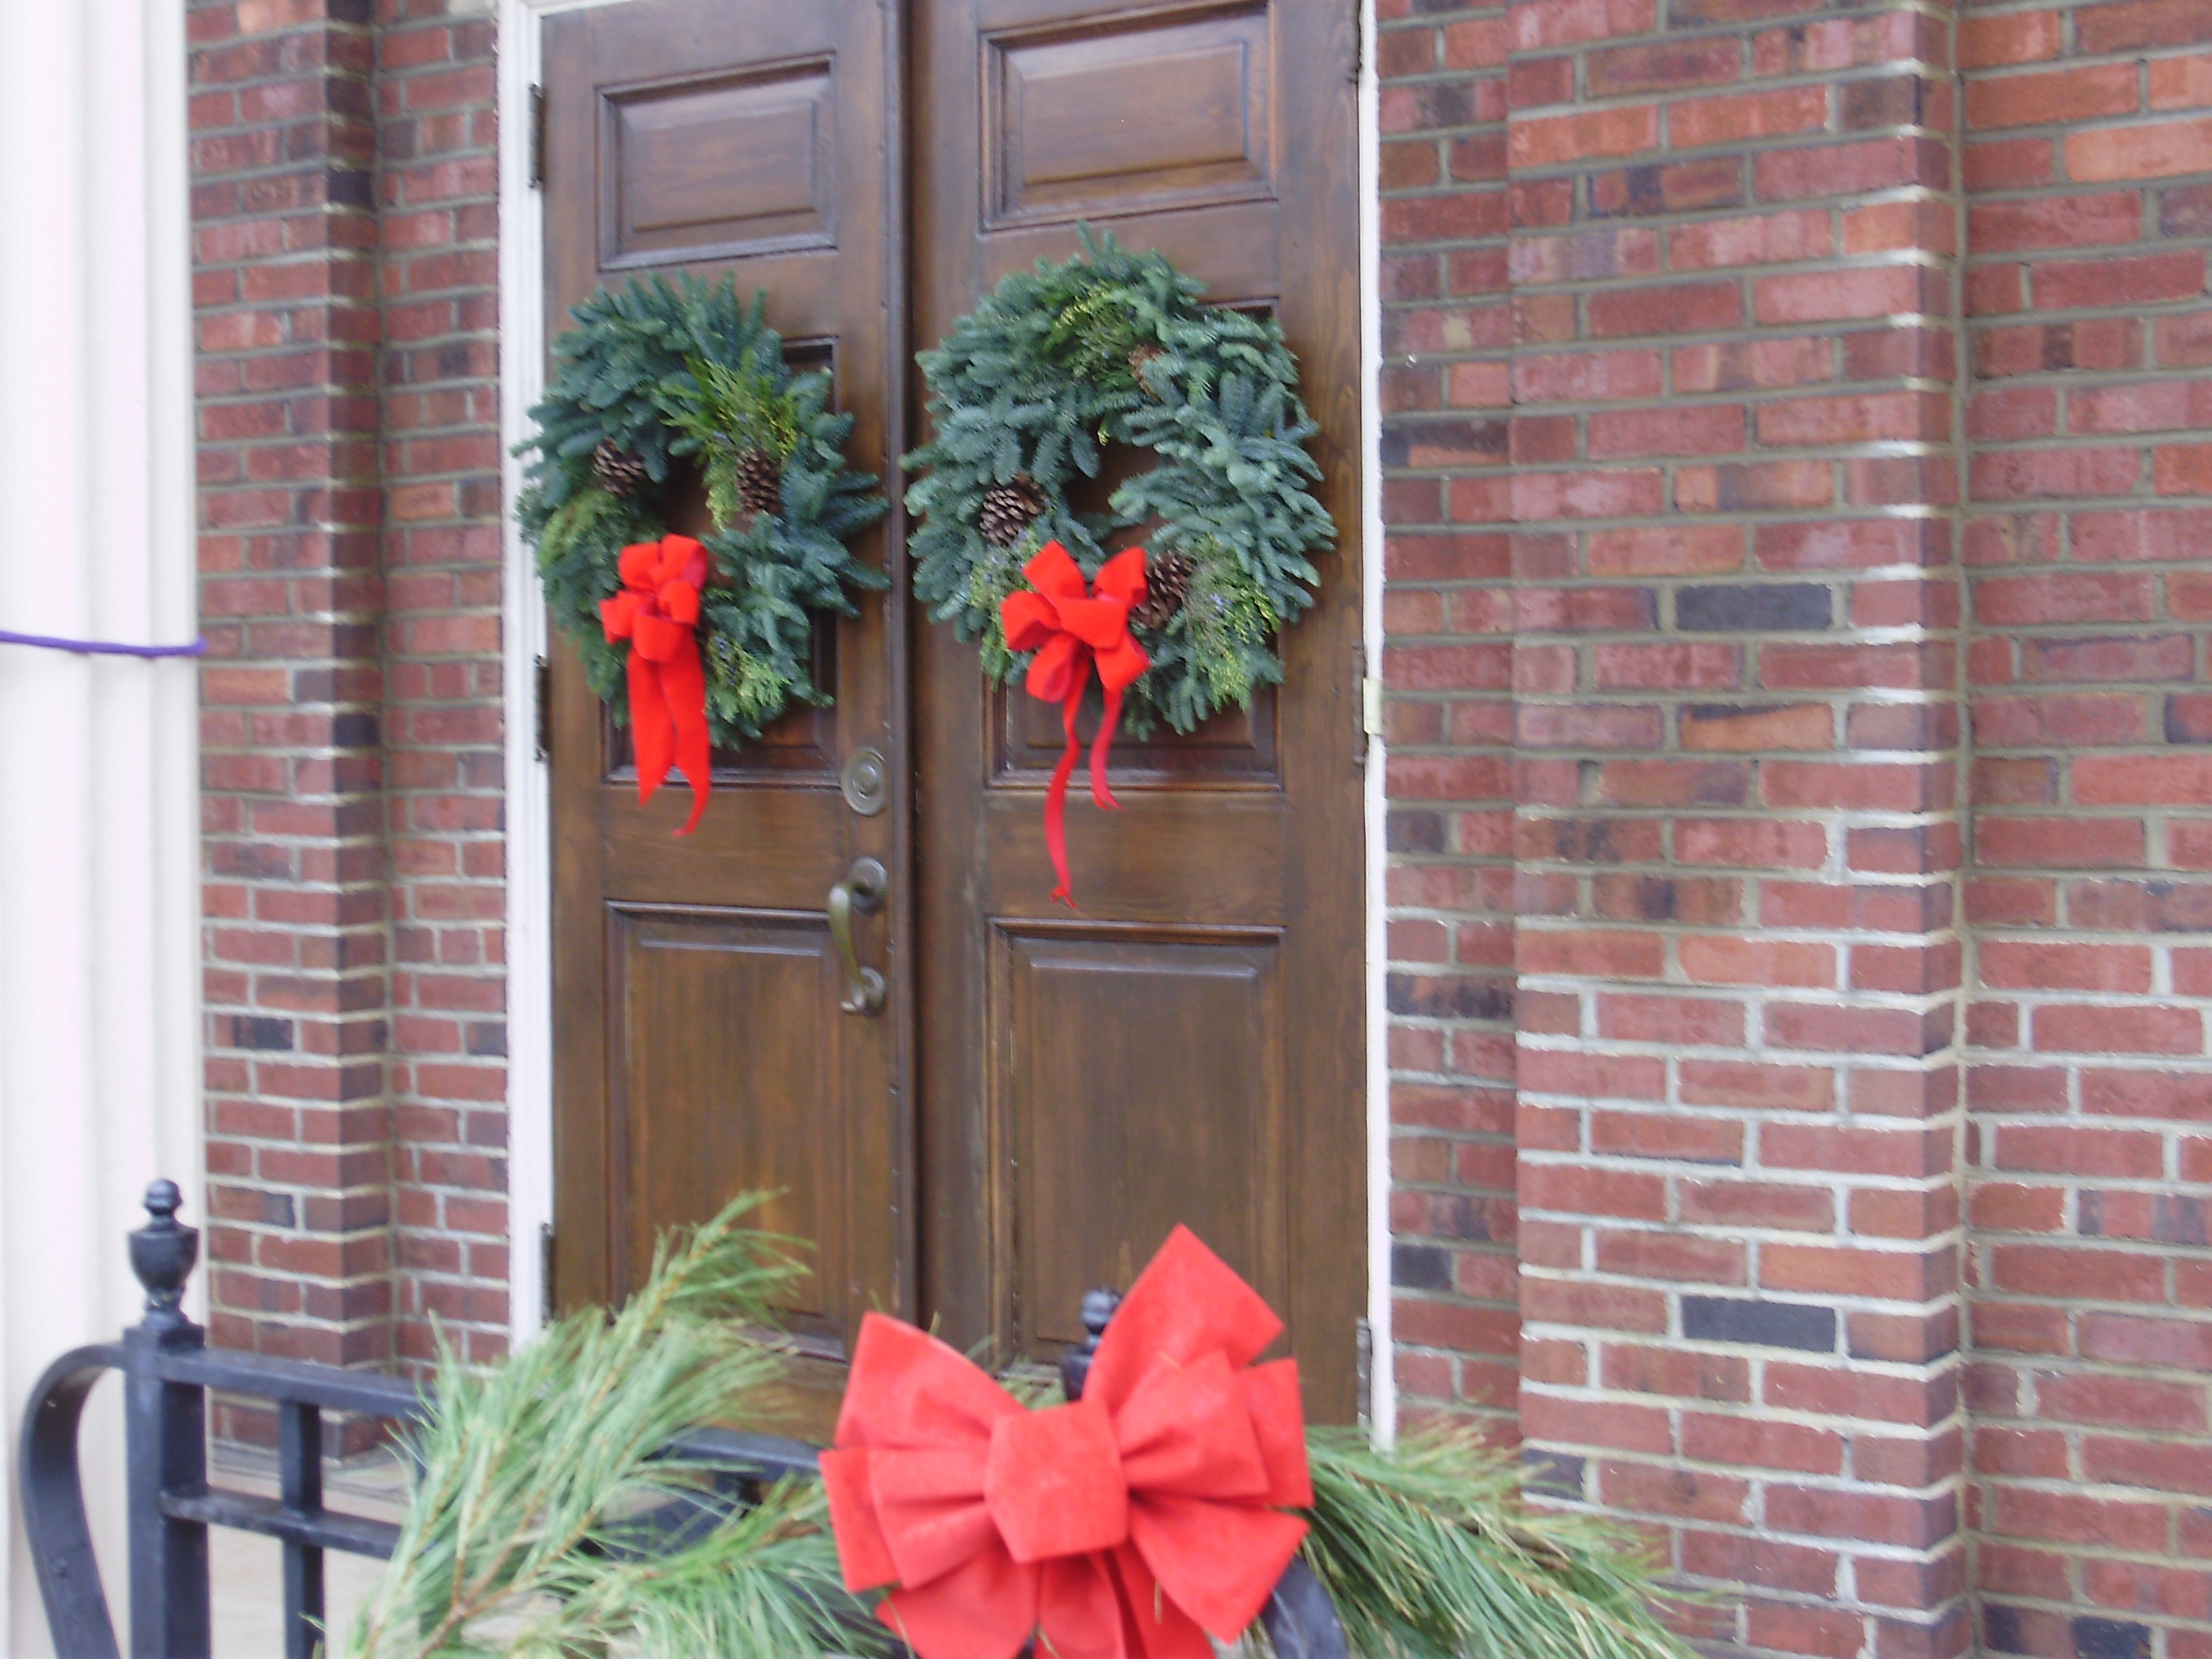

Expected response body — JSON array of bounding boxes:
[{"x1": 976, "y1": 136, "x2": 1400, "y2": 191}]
[
  {"x1": 518, "y1": 274, "x2": 888, "y2": 743},
  {"x1": 904, "y1": 227, "x2": 1335, "y2": 735},
  {"x1": 345, "y1": 1197, "x2": 1702, "y2": 1659}
]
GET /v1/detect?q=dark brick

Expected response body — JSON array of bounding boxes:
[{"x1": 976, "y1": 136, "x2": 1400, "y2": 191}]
[
  {"x1": 1387, "y1": 972, "x2": 1512, "y2": 1021},
  {"x1": 1381, "y1": 417, "x2": 1509, "y2": 467},
  {"x1": 1521, "y1": 1448, "x2": 1587, "y2": 1500},
  {"x1": 1677, "y1": 583, "x2": 1834, "y2": 632},
  {"x1": 1387, "y1": 809, "x2": 1448, "y2": 853},
  {"x1": 1682, "y1": 1296, "x2": 1837, "y2": 1351},
  {"x1": 230, "y1": 1016, "x2": 295, "y2": 1051},
  {"x1": 1984, "y1": 1605, "x2": 2030, "y2": 1656},
  {"x1": 1392, "y1": 1243, "x2": 1454, "y2": 1290},
  {"x1": 2074, "y1": 1619, "x2": 2150, "y2": 1659}
]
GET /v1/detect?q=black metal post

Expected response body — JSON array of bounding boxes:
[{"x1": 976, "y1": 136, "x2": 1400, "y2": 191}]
[
  {"x1": 279, "y1": 1400, "x2": 326, "y2": 1659},
  {"x1": 123, "y1": 1179, "x2": 210, "y2": 1659}
]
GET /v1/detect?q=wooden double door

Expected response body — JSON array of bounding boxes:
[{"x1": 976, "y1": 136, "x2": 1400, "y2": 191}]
[{"x1": 544, "y1": 0, "x2": 1365, "y2": 1423}]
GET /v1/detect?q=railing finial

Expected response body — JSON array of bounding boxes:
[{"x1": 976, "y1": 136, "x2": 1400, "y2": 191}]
[
  {"x1": 129, "y1": 1179, "x2": 197, "y2": 1322},
  {"x1": 1059, "y1": 1287, "x2": 1122, "y2": 1402}
]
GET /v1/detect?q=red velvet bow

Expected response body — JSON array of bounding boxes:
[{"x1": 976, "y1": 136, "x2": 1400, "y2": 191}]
[
  {"x1": 823, "y1": 1227, "x2": 1310, "y2": 1659},
  {"x1": 998, "y1": 542, "x2": 1151, "y2": 907},
  {"x1": 599, "y1": 535, "x2": 712, "y2": 836}
]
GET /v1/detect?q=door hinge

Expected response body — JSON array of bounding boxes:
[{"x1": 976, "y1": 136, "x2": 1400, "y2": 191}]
[
  {"x1": 533, "y1": 654, "x2": 551, "y2": 762},
  {"x1": 1356, "y1": 643, "x2": 1383, "y2": 765},
  {"x1": 1349, "y1": 0, "x2": 1364, "y2": 81},
  {"x1": 529, "y1": 83, "x2": 546, "y2": 189},
  {"x1": 1355, "y1": 1317, "x2": 1374, "y2": 1430},
  {"x1": 539, "y1": 1223, "x2": 557, "y2": 1326}
]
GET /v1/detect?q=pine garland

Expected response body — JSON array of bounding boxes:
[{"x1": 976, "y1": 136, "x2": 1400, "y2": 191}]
[
  {"x1": 340, "y1": 1197, "x2": 881, "y2": 1659},
  {"x1": 1302, "y1": 1430, "x2": 1698, "y2": 1659},
  {"x1": 518, "y1": 274, "x2": 887, "y2": 744},
  {"x1": 905, "y1": 227, "x2": 1335, "y2": 734},
  {"x1": 347, "y1": 1202, "x2": 1702, "y2": 1659}
]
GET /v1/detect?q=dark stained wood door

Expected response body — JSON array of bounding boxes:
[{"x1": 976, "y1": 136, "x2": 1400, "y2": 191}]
[
  {"x1": 545, "y1": 0, "x2": 1364, "y2": 1422},
  {"x1": 541, "y1": 0, "x2": 909, "y2": 1407},
  {"x1": 912, "y1": 0, "x2": 1367, "y2": 1419}
]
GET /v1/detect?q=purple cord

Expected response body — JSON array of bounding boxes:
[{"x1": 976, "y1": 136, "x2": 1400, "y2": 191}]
[{"x1": 0, "y1": 628, "x2": 207, "y2": 659}]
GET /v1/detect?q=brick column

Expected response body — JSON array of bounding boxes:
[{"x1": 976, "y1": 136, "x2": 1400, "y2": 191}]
[
  {"x1": 1500, "y1": 1, "x2": 1971, "y2": 1655},
  {"x1": 1376, "y1": 0, "x2": 1525, "y2": 1437},
  {"x1": 190, "y1": 0, "x2": 394, "y2": 1393},
  {"x1": 375, "y1": 0, "x2": 510, "y2": 1371},
  {"x1": 1961, "y1": 3, "x2": 2212, "y2": 1654}
]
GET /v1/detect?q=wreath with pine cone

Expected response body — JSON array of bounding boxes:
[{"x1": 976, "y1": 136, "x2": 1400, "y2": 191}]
[
  {"x1": 518, "y1": 274, "x2": 887, "y2": 749},
  {"x1": 904, "y1": 228, "x2": 1335, "y2": 737}
]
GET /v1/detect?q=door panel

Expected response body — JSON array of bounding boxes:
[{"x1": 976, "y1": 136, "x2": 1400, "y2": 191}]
[
  {"x1": 610, "y1": 907, "x2": 846, "y2": 1338},
  {"x1": 548, "y1": 0, "x2": 1361, "y2": 1424},
  {"x1": 995, "y1": 925, "x2": 1288, "y2": 1350},
  {"x1": 916, "y1": 0, "x2": 1366, "y2": 1417},
  {"x1": 984, "y1": 3, "x2": 1276, "y2": 226},
  {"x1": 544, "y1": 0, "x2": 906, "y2": 1409}
]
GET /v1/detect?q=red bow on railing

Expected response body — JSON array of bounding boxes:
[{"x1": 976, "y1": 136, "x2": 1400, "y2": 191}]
[
  {"x1": 600, "y1": 535, "x2": 712, "y2": 836},
  {"x1": 823, "y1": 1227, "x2": 1310, "y2": 1659},
  {"x1": 998, "y1": 542, "x2": 1150, "y2": 907}
]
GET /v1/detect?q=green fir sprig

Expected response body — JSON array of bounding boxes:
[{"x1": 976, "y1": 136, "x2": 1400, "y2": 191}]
[
  {"x1": 516, "y1": 274, "x2": 886, "y2": 744},
  {"x1": 1300, "y1": 1429, "x2": 1700, "y2": 1659},
  {"x1": 905, "y1": 227, "x2": 1334, "y2": 735},
  {"x1": 340, "y1": 1195, "x2": 881, "y2": 1659}
]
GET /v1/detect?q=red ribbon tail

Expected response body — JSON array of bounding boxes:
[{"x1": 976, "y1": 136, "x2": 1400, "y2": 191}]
[
  {"x1": 1046, "y1": 687, "x2": 1083, "y2": 909},
  {"x1": 661, "y1": 637, "x2": 712, "y2": 836},
  {"x1": 626, "y1": 649, "x2": 672, "y2": 808},
  {"x1": 1090, "y1": 684, "x2": 1126, "y2": 813}
]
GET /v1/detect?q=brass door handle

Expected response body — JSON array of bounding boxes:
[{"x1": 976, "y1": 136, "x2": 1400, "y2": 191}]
[{"x1": 829, "y1": 857, "x2": 888, "y2": 1015}]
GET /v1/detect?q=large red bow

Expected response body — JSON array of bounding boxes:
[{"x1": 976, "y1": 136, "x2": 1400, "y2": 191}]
[
  {"x1": 998, "y1": 542, "x2": 1151, "y2": 907},
  {"x1": 823, "y1": 1227, "x2": 1310, "y2": 1659},
  {"x1": 599, "y1": 535, "x2": 712, "y2": 836}
]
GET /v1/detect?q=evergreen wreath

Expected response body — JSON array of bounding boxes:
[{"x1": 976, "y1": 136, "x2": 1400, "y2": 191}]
[
  {"x1": 904, "y1": 228, "x2": 1335, "y2": 734},
  {"x1": 518, "y1": 274, "x2": 888, "y2": 744}
]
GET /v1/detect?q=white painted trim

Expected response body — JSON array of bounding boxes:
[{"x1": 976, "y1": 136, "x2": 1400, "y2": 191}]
[
  {"x1": 497, "y1": 3, "x2": 1395, "y2": 1421},
  {"x1": 501, "y1": 0, "x2": 646, "y2": 1344},
  {"x1": 1355, "y1": 0, "x2": 1395, "y2": 1446},
  {"x1": 499, "y1": 0, "x2": 549, "y2": 1343}
]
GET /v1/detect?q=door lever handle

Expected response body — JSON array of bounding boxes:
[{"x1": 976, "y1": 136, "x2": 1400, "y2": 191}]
[{"x1": 828, "y1": 857, "x2": 888, "y2": 1016}]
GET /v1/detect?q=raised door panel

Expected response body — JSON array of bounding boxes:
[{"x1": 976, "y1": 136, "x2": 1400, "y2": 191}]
[
  {"x1": 610, "y1": 907, "x2": 845, "y2": 1338},
  {"x1": 994, "y1": 926, "x2": 1287, "y2": 1359},
  {"x1": 986, "y1": 3, "x2": 1273, "y2": 226},
  {"x1": 600, "y1": 60, "x2": 838, "y2": 267}
]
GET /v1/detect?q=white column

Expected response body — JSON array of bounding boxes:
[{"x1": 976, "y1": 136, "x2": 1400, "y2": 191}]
[{"x1": 0, "y1": 0, "x2": 201, "y2": 1650}]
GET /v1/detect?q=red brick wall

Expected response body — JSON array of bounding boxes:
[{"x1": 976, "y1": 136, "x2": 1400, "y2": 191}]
[
  {"x1": 188, "y1": 0, "x2": 506, "y2": 1410},
  {"x1": 1494, "y1": 1, "x2": 1972, "y2": 1655},
  {"x1": 190, "y1": 0, "x2": 395, "y2": 1395},
  {"x1": 373, "y1": 0, "x2": 510, "y2": 1371},
  {"x1": 1959, "y1": 1, "x2": 2212, "y2": 1654},
  {"x1": 1376, "y1": 0, "x2": 1525, "y2": 1438},
  {"x1": 1370, "y1": 0, "x2": 2212, "y2": 1647}
]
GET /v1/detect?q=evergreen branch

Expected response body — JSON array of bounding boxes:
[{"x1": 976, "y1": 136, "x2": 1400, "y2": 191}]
[
  {"x1": 339, "y1": 1195, "x2": 876, "y2": 1659},
  {"x1": 1301, "y1": 1429, "x2": 1700, "y2": 1659}
]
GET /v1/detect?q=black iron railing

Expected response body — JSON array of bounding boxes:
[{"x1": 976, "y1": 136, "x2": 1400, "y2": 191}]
[{"x1": 20, "y1": 1181, "x2": 1348, "y2": 1659}]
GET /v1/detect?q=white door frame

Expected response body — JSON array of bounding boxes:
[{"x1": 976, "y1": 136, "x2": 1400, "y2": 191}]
[{"x1": 495, "y1": 0, "x2": 1393, "y2": 1433}]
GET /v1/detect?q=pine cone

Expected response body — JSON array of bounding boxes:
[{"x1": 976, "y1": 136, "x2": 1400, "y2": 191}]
[
  {"x1": 979, "y1": 474, "x2": 1049, "y2": 547},
  {"x1": 1131, "y1": 549, "x2": 1194, "y2": 631},
  {"x1": 1129, "y1": 344, "x2": 1168, "y2": 398},
  {"x1": 592, "y1": 438, "x2": 649, "y2": 497},
  {"x1": 735, "y1": 446, "x2": 781, "y2": 517}
]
